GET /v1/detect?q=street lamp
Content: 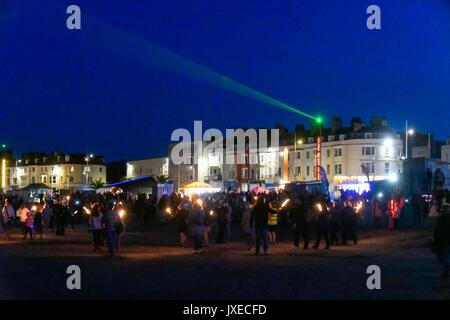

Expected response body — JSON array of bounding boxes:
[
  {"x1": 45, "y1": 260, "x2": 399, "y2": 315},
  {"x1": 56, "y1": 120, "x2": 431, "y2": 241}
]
[
  {"x1": 15, "y1": 159, "x2": 22, "y2": 188},
  {"x1": 85, "y1": 154, "x2": 94, "y2": 185},
  {"x1": 1, "y1": 144, "x2": 7, "y2": 191},
  {"x1": 314, "y1": 116, "x2": 323, "y2": 181},
  {"x1": 189, "y1": 165, "x2": 195, "y2": 182},
  {"x1": 405, "y1": 120, "x2": 415, "y2": 159}
]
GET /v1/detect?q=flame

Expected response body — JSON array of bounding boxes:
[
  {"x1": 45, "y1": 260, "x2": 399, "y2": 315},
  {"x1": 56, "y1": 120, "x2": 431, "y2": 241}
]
[
  {"x1": 281, "y1": 198, "x2": 290, "y2": 208},
  {"x1": 316, "y1": 203, "x2": 323, "y2": 212}
]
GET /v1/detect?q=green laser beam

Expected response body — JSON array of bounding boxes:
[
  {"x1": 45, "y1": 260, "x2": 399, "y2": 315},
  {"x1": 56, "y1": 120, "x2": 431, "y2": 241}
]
[{"x1": 87, "y1": 16, "x2": 320, "y2": 122}]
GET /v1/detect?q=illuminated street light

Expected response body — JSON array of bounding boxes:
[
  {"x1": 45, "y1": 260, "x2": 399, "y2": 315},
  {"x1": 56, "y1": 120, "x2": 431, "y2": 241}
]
[
  {"x1": 405, "y1": 120, "x2": 415, "y2": 159},
  {"x1": 84, "y1": 153, "x2": 94, "y2": 186},
  {"x1": 1, "y1": 159, "x2": 6, "y2": 190}
]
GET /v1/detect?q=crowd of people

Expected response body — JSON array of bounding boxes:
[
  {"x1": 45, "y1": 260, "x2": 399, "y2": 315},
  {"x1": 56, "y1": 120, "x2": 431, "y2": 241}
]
[
  {"x1": 0, "y1": 187, "x2": 449, "y2": 276},
  {"x1": 0, "y1": 194, "x2": 126, "y2": 257}
]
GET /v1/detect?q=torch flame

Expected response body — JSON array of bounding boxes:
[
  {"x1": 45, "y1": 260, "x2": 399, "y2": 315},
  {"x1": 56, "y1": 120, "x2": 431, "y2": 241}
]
[
  {"x1": 316, "y1": 203, "x2": 323, "y2": 212},
  {"x1": 281, "y1": 198, "x2": 290, "y2": 208}
]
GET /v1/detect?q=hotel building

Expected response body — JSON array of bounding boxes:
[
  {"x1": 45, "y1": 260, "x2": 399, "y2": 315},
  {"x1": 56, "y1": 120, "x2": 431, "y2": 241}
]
[{"x1": 6, "y1": 152, "x2": 106, "y2": 191}]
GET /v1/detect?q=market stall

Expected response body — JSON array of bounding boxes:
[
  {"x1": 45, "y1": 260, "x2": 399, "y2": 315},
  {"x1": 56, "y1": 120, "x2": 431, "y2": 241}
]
[{"x1": 178, "y1": 181, "x2": 220, "y2": 196}]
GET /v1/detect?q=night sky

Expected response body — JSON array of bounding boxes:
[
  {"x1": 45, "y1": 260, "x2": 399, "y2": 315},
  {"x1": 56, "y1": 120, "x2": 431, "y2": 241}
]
[{"x1": 1, "y1": 0, "x2": 449, "y2": 161}]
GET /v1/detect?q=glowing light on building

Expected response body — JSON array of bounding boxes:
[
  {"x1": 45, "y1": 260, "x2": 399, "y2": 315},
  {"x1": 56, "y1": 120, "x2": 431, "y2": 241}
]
[
  {"x1": 339, "y1": 182, "x2": 371, "y2": 195},
  {"x1": 388, "y1": 173, "x2": 398, "y2": 183},
  {"x1": 383, "y1": 138, "x2": 394, "y2": 147},
  {"x1": 1, "y1": 159, "x2": 6, "y2": 190},
  {"x1": 315, "y1": 136, "x2": 321, "y2": 181},
  {"x1": 283, "y1": 147, "x2": 289, "y2": 182}
]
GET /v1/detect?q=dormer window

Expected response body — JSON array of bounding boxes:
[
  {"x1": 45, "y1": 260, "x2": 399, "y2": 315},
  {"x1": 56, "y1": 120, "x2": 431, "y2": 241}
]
[
  {"x1": 65, "y1": 155, "x2": 70, "y2": 162},
  {"x1": 34, "y1": 158, "x2": 38, "y2": 164},
  {"x1": 339, "y1": 134, "x2": 346, "y2": 141},
  {"x1": 308, "y1": 137, "x2": 314, "y2": 143},
  {"x1": 328, "y1": 135, "x2": 335, "y2": 141}
]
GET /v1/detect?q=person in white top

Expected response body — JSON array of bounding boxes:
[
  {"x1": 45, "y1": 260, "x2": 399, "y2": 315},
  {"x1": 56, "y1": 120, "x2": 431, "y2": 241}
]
[
  {"x1": 1, "y1": 199, "x2": 15, "y2": 240},
  {"x1": 88, "y1": 202, "x2": 104, "y2": 252},
  {"x1": 16, "y1": 203, "x2": 31, "y2": 236}
]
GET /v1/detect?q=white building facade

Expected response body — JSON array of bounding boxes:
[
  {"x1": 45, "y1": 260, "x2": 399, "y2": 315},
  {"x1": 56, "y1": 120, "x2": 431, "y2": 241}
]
[
  {"x1": 167, "y1": 131, "x2": 403, "y2": 193},
  {"x1": 126, "y1": 157, "x2": 169, "y2": 180},
  {"x1": 7, "y1": 153, "x2": 106, "y2": 190}
]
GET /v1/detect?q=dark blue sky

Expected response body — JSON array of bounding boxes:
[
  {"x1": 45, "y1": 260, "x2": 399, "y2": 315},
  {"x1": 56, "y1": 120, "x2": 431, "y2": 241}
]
[{"x1": 1, "y1": 0, "x2": 449, "y2": 161}]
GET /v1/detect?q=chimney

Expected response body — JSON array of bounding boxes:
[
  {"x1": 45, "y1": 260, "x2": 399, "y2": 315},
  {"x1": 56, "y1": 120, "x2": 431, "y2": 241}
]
[
  {"x1": 351, "y1": 117, "x2": 364, "y2": 132},
  {"x1": 331, "y1": 116, "x2": 343, "y2": 134},
  {"x1": 370, "y1": 117, "x2": 387, "y2": 129}
]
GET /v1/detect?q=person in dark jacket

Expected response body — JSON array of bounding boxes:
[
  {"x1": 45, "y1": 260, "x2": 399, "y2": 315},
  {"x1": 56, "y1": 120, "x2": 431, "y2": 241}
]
[
  {"x1": 53, "y1": 197, "x2": 68, "y2": 236},
  {"x1": 290, "y1": 197, "x2": 310, "y2": 250},
  {"x1": 175, "y1": 203, "x2": 189, "y2": 247},
  {"x1": 433, "y1": 209, "x2": 450, "y2": 278},
  {"x1": 250, "y1": 196, "x2": 276, "y2": 255},
  {"x1": 342, "y1": 200, "x2": 358, "y2": 245},
  {"x1": 189, "y1": 201, "x2": 205, "y2": 254},
  {"x1": 216, "y1": 201, "x2": 228, "y2": 244},
  {"x1": 312, "y1": 197, "x2": 330, "y2": 250},
  {"x1": 33, "y1": 204, "x2": 44, "y2": 240},
  {"x1": 330, "y1": 201, "x2": 343, "y2": 246}
]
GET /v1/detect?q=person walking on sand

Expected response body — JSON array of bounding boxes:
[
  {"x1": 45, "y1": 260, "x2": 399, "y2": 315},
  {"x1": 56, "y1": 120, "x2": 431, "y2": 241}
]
[
  {"x1": 102, "y1": 201, "x2": 120, "y2": 257},
  {"x1": 16, "y1": 203, "x2": 30, "y2": 236},
  {"x1": 33, "y1": 204, "x2": 44, "y2": 240},
  {"x1": 250, "y1": 196, "x2": 273, "y2": 256},
  {"x1": 89, "y1": 203, "x2": 103, "y2": 252},
  {"x1": 23, "y1": 208, "x2": 34, "y2": 240},
  {"x1": 241, "y1": 201, "x2": 254, "y2": 250},
  {"x1": 175, "y1": 203, "x2": 189, "y2": 247},
  {"x1": 1, "y1": 199, "x2": 14, "y2": 240},
  {"x1": 189, "y1": 201, "x2": 205, "y2": 254}
]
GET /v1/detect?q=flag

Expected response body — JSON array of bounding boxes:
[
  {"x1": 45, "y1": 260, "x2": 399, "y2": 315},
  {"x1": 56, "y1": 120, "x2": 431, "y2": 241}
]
[{"x1": 319, "y1": 166, "x2": 329, "y2": 189}]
